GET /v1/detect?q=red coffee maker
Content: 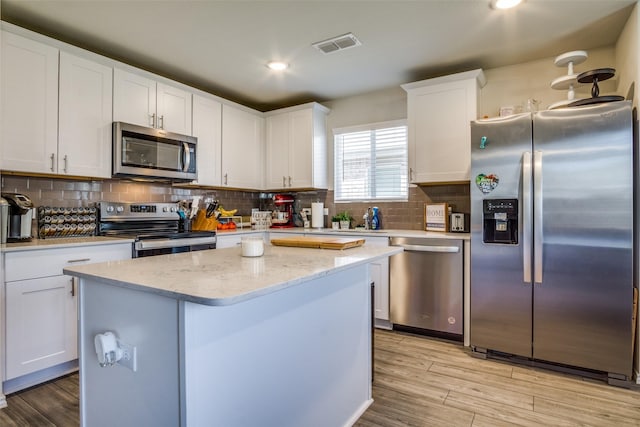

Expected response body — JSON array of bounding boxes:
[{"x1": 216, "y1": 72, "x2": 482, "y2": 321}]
[{"x1": 271, "y1": 194, "x2": 294, "y2": 228}]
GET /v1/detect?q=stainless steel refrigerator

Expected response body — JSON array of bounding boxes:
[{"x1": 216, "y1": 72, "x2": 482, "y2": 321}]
[{"x1": 470, "y1": 101, "x2": 635, "y2": 382}]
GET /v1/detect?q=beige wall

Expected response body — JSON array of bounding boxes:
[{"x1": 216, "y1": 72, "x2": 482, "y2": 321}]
[
  {"x1": 615, "y1": 2, "x2": 638, "y2": 107},
  {"x1": 481, "y1": 47, "x2": 617, "y2": 116}
]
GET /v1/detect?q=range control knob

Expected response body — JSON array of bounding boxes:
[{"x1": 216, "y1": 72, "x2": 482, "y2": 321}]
[
  {"x1": 116, "y1": 206, "x2": 124, "y2": 213},
  {"x1": 106, "y1": 206, "x2": 114, "y2": 213},
  {"x1": 170, "y1": 207, "x2": 176, "y2": 213},
  {"x1": 162, "y1": 207, "x2": 169, "y2": 213}
]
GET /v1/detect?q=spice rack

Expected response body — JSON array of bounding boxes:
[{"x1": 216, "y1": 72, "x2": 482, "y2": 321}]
[{"x1": 38, "y1": 206, "x2": 97, "y2": 238}]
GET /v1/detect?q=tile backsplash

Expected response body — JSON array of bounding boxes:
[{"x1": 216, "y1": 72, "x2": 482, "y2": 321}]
[
  {"x1": 1, "y1": 175, "x2": 470, "y2": 231},
  {"x1": 1, "y1": 175, "x2": 260, "y2": 214}
]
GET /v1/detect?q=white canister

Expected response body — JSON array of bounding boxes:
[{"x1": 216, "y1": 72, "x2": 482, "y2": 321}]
[{"x1": 241, "y1": 236, "x2": 264, "y2": 257}]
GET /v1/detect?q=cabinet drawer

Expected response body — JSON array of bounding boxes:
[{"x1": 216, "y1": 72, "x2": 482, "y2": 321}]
[{"x1": 5, "y1": 243, "x2": 131, "y2": 282}]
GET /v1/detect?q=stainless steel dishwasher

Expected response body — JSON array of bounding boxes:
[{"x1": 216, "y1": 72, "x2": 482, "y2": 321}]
[{"x1": 390, "y1": 237, "x2": 463, "y2": 338}]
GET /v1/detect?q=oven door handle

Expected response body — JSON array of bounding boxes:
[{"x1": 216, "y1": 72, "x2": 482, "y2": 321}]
[
  {"x1": 392, "y1": 244, "x2": 459, "y2": 253},
  {"x1": 135, "y1": 236, "x2": 216, "y2": 251}
]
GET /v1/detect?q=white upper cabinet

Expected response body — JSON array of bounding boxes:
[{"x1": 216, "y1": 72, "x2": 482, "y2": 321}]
[
  {"x1": 265, "y1": 103, "x2": 329, "y2": 190},
  {"x1": 59, "y1": 52, "x2": 113, "y2": 178},
  {"x1": 402, "y1": 69, "x2": 485, "y2": 184},
  {"x1": 192, "y1": 94, "x2": 222, "y2": 186},
  {"x1": 156, "y1": 82, "x2": 193, "y2": 135},
  {"x1": 1, "y1": 31, "x2": 59, "y2": 174},
  {"x1": 113, "y1": 68, "x2": 192, "y2": 135},
  {"x1": 221, "y1": 104, "x2": 264, "y2": 189}
]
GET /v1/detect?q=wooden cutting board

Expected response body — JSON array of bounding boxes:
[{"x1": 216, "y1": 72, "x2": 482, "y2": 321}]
[{"x1": 270, "y1": 236, "x2": 365, "y2": 250}]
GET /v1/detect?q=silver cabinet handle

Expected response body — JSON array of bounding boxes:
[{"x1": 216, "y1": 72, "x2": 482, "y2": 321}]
[
  {"x1": 283, "y1": 176, "x2": 286, "y2": 187},
  {"x1": 224, "y1": 173, "x2": 228, "y2": 185},
  {"x1": 533, "y1": 150, "x2": 543, "y2": 284},
  {"x1": 409, "y1": 167, "x2": 414, "y2": 181},
  {"x1": 158, "y1": 115, "x2": 164, "y2": 129},
  {"x1": 50, "y1": 153, "x2": 55, "y2": 172},
  {"x1": 63, "y1": 154, "x2": 68, "y2": 173},
  {"x1": 288, "y1": 176, "x2": 292, "y2": 187},
  {"x1": 182, "y1": 142, "x2": 191, "y2": 172},
  {"x1": 522, "y1": 151, "x2": 532, "y2": 284},
  {"x1": 67, "y1": 258, "x2": 91, "y2": 263},
  {"x1": 393, "y1": 244, "x2": 459, "y2": 253},
  {"x1": 70, "y1": 277, "x2": 76, "y2": 297},
  {"x1": 150, "y1": 113, "x2": 156, "y2": 128}
]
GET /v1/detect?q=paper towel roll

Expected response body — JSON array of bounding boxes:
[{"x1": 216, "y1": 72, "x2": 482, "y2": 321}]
[{"x1": 311, "y1": 202, "x2": 324, "y2": 228}]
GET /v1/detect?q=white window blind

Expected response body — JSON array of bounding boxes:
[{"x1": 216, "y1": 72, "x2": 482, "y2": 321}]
[{"x1": 334, "y1": 120, "x2": 408, "y2": 202}]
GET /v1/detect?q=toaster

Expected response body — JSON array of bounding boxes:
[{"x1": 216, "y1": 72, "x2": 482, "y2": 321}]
[{"x1": 450, "y1": 213, "x2": 469, "y2": 232}]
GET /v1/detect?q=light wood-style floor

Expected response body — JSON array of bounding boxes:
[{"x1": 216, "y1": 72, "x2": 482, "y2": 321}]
[
  {"x1": 1, "y1": 329, "x2": 639, "y2": 426},
  {"x1": 357, "y1": 330, "x2": 640, "y2": 427}
]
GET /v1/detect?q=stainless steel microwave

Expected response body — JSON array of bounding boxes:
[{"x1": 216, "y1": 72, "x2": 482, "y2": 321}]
[{"x1": 113, "y1": 122, "x2": 197, "y2": 182}]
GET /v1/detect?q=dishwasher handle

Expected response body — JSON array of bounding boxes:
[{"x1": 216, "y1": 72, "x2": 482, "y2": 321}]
[{"x1": 392, "y1": 243, "x2": 460, "y2": 253}]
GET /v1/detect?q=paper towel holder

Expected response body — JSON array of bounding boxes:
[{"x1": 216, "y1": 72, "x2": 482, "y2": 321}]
[{"x1": 311, "y1": 202, "x2": 324, "y2": 229}]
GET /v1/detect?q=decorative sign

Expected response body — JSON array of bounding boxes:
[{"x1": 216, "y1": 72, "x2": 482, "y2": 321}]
[
  {"x1": 476, "y1": 173, "x2": 499, "y2": 194},
  {"x1": 425, "y1": 203, "x2": 449, "y2": 232}
]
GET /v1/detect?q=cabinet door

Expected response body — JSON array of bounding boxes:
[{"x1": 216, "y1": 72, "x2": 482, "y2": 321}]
[
  {"x1": 221, "y1": 105, "x2": 264, "y2": 189},
  {"x1": 1, "y1": 31, "x2": 59, "y2": 173},
  {"x1": 5, "y1": 276, "x2": 77, "y2": 379},
  {"x1": 192, "y1": 95, "x2": 222, "y2": 186},
  {"x1": 288, "y1": 108, "x2": 314, "y2": 188},
  {"x1": 370, "y1": 258, "x2": 390, "y2": 322},
  {"x1": 408, "y1": 79, "x2": 477, "y2": 183},
  {"x1": 59, "y1": 52, "x2": 113, "y2": 178},
  {"x1": 157, "y1": 82, "x2": 192, "y2": 135},
  {"x1": 265, "y1": 113, "x2": 290, "y2": 189},
  {"x1": 113, "y1": 68, "x2": 157, "y2": 128}
]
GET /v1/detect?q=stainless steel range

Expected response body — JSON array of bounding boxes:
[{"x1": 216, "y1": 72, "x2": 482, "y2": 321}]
[{"x1": 97, "y1": 201, "x2": 216, "y2": 257}]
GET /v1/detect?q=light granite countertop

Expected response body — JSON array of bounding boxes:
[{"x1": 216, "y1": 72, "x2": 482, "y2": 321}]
[
  {"x1": 1, "y1": 236, "x2": 135, "y2": 252},
  {"x1": 64, "y1": 243, "x2": 402, "y2": 306},
  {"x1": 224, "y1": 227, "x2": 470, "y2": 240},
  {"x1": 1, "y1": 227, "x2": 466, "y2": 253}
]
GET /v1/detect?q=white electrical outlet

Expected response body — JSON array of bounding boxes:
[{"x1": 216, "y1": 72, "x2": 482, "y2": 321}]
[
  {"x1": 117, "y1": 340, "x2": 137, "y2": 372},
  {"x1": 302, "y1": 208, "x2": 312, "y2": 215}
]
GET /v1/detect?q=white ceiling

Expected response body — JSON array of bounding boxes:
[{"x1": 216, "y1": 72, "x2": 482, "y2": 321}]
[{"x1": 1, "y1": 0, "x2": 636, "y2": 111}]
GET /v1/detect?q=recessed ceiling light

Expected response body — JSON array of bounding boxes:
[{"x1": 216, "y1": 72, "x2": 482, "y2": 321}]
[
  {"x1": 490, "y1": 0, "x2": 523, "y2": 10},
  {"x1": 267, "y1": 61, "x2": 288, "y2": 71}
]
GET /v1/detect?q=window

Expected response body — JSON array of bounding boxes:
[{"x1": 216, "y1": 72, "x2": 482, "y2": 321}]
[{"x1": 334, "y1": 120, "x2": 408, "y2": 202}]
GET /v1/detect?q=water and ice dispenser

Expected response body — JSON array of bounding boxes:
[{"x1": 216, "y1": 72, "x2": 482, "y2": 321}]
[{"x1": 482, "y1": 199, "x2": 518, "y2": 244}]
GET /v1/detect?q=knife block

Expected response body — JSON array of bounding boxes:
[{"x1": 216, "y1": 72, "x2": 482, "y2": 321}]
[{"x1": 192, "y1": 210, "x2": 218, "y2": 231}]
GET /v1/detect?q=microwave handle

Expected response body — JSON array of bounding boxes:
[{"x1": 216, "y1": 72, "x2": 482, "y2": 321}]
[{"x1": 182, "y1": 142, "x2": 191, "y2": 172}]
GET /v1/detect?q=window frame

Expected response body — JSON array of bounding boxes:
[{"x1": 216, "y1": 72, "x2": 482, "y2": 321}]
[{"x1": 333, "y1": 119, "x2": 408, "y2": 203}]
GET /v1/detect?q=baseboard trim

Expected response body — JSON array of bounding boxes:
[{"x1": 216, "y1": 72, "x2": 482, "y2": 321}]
[{"x1": 3, "y1": 360, "x2": 78, "y2": 395}]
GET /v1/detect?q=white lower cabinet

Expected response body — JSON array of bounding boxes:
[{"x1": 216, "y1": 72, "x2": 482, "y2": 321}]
[
  {"x1": 5, "y1": 276, "x2": 77, "y2": 379},
  {"x1": 362, "y1": 237, "x2": 391, "y2": 329},
  {"x1": 3, "y1": 242, "x2": 131, "y2": 390}
]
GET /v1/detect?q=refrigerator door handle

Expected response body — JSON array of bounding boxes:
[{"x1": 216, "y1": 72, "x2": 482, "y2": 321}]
[
  {"x1": 522, "y1": 151, "x2": 532, "y2": 284},
  {"x1": 533, "y1": 150, "x2": 543, "y2": 284}
]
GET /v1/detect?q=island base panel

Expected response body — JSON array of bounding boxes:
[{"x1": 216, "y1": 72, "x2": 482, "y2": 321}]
[
  {"x1": 182, "y1": 265, "x2": 372, "y2": 426},
  {"x1": 78, "y1": 280, "x2": 181, "y2": 427},
  {"x1": 78, "y1": 264, "x2": 372, "y2": 427}
]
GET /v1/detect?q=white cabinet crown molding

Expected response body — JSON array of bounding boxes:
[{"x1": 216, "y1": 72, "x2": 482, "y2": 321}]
[{"x1": 401, "y1": 68, "x2": 487, "y2": 91}]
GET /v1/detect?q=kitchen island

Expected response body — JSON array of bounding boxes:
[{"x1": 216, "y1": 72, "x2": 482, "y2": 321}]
[{"x1": 63, "y1": 242, "x2": 401, "y2": 427}]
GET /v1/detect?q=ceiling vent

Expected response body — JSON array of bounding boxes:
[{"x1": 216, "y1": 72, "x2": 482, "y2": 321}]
[{"x1": 312, "y1": 33, "x2": 362, "y2": 54}]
